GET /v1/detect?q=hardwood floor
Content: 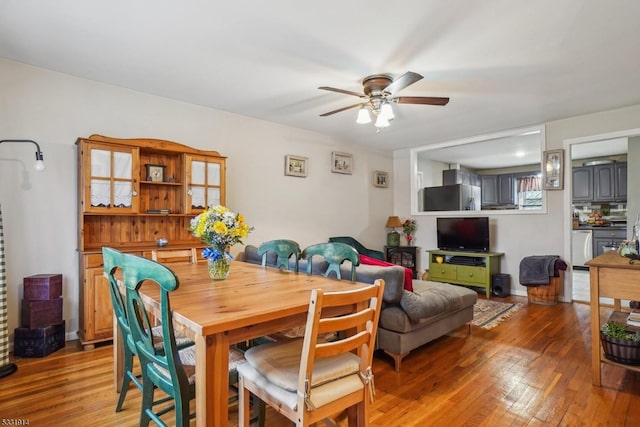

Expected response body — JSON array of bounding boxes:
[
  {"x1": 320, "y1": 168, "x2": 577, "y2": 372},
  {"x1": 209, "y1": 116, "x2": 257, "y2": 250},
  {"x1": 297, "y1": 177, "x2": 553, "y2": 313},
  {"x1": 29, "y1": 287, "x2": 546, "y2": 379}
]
[{"x1": 2, "y1": 295, "x2": 639, "y2": 426}]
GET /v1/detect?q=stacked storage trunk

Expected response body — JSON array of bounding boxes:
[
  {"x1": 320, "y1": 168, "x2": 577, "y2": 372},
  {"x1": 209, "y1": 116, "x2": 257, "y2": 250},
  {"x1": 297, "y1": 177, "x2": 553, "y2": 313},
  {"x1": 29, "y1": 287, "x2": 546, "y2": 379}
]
[{"x1": 14, "y1": 274, "x2": 65, "y2": 357}]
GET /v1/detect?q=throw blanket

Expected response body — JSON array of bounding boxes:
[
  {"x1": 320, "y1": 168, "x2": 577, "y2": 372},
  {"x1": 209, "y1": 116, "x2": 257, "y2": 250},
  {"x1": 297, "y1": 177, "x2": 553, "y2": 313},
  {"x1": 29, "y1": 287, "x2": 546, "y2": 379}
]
[{"x1": 519, "y1": 255, "x2": 564, "y2": 286}]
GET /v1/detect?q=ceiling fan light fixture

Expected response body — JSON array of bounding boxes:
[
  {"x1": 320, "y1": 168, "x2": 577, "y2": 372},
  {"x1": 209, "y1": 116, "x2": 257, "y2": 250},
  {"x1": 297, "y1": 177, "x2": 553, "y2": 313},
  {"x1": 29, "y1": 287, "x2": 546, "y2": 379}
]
[
  {"x1": 375, "y1": 114, "x2": 390, "y2": 128},
  {"x1": 380, "y1": 102, "x2": 394, "y2": 120},
  {"x1": 356, "y1": 107, "x2": 372, "y2": 124}
]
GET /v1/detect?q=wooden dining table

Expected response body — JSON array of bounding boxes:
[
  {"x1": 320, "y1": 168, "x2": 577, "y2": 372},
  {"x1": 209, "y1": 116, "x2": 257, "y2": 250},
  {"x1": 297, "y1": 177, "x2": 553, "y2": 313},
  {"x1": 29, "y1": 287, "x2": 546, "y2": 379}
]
[{"x1": 113, "y1": 260, "x2": 371, "y2": 427}]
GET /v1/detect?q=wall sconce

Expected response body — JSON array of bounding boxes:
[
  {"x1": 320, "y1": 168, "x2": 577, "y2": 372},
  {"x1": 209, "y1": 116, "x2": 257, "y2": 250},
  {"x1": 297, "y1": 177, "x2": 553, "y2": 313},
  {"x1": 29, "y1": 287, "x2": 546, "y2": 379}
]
[{"x1": 0, "y1": 139, "x2": 45, "y2": 171}]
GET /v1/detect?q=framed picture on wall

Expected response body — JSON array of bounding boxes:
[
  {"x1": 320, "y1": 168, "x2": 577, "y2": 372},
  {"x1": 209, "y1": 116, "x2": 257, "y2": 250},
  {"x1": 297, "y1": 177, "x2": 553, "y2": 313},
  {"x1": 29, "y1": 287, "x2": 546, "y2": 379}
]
[
  {"x1": 331, "y1": 151, "x2": 353, "y2": 174},
  {"x1": 284, "y1": 154, "x2": 308, "y2": 177},
  {"x1": 543, "y1": 149, "x2": 564, "y2": 190},
  {"x1": 373, "y1": 171, "x2": 389, "y2": 188}
]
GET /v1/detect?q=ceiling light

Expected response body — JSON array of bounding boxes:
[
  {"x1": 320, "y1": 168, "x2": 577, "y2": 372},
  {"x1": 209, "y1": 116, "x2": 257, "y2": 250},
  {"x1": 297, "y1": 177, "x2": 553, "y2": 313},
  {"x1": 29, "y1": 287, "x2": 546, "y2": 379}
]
[
  {"x1": 356, "y1": 107, "x2": 371, "y2": 124},
  {"x1": 375, "y1": 114, "x2": 390, "y2": 128},
  {"x1": 380, "y1": 102, "x2": 394, "y2": 120}
]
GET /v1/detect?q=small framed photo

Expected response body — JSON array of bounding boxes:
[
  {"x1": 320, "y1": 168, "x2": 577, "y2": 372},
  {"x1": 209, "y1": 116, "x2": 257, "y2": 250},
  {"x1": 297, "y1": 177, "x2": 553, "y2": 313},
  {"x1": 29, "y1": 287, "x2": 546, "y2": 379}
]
[
  {"x1": 145, "y1": 164, "x2": 166, "y2": 182},
  {"x1": 542, "y1": 149, "x2": 564, "y2": 190},
  {"x1": 331, "y1": 151, "x2": 353, "y2": 174},
  {"x1": 284, "y1": 154, "x2": 308, "y2": 177},
  {"x1": 373, "y1": 171, "x2": 389, "y2": 188}
]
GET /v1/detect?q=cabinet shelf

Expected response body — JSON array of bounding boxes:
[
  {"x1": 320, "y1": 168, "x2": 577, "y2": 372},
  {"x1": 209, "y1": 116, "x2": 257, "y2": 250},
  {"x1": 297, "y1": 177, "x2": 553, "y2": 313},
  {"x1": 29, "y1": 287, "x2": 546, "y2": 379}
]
[{"x1": 140, "y1": 180, "x2": 183, "y2": 186}]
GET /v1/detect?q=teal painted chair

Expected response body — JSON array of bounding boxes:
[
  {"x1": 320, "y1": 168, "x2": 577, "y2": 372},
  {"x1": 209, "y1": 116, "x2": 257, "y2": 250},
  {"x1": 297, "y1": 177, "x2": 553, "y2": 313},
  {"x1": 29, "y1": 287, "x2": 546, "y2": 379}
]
[
  {"x1": 301, "y1": 242, "x2": 360, "y2": 281},
  {"x1": 257, "y1": 239, "x2": 301, "y2": 271},
  {"x1": 118, "y1": 250, "x2": 264, "y2": 426},
  {"x1": 328, "y1": 236, "x2": 384, "y2": 260},
  {"x1": 103, "y1": 247, "x2": 192, "y2": 413}
]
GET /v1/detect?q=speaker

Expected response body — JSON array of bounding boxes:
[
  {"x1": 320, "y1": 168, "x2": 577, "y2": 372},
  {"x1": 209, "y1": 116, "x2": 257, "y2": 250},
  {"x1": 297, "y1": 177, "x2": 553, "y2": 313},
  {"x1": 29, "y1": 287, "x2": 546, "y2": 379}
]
[{"x1": 491, "y1": 274, "x2": 511, "y2": 297}]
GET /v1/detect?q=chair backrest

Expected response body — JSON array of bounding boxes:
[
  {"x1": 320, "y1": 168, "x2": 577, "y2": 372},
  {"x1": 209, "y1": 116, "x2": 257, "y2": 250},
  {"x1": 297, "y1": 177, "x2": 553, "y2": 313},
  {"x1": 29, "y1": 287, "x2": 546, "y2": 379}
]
[
  {"x1": 301, "y1": 242, "x2": 360, "y2": 281},
  {"x1": 298, "y1": 280, "x2": 385, "y2": 416},
  {"x1": 257, "y1": 239, "x2": 301, "y2": 271},
  {"x1": 103, "y1": 247, "x2": 133, "y2": 351},
  {"x1": 121, "y1": 252, "x2": 191, "y2": 413},
  {"x1": 151, "y1": 248, "x2": 198, "y2": 264}
]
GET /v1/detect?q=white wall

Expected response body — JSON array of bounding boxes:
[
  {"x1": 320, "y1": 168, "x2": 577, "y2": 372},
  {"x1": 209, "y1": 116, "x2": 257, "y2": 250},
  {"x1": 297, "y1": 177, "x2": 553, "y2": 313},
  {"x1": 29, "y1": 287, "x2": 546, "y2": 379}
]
[
  {"x1": 393, "y1": 104, "x2": 640, "y2": 299},
  {"x1": 0, "y1": 59, "x2": 394, "y2": 340}
]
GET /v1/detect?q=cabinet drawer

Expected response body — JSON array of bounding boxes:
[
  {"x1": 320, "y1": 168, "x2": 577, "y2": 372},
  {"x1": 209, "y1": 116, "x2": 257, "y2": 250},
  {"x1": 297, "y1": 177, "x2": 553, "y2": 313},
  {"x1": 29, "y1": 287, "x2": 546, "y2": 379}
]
[
  {"x1": 456, "y1": 265, "x2": 487, "y2": 285},
  {"x1": 430, "y1": 263, "x2": 457, "y2": 281}
]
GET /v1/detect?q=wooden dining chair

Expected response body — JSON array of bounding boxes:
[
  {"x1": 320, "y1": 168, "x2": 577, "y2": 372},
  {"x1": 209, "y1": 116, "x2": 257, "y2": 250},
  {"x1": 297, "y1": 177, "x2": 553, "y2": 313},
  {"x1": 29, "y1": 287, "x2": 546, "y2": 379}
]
[
  {"x1": 151, "y1": 248, "x2": 198, "y2": 264},
  {"x1": 120, "y1": 251, "x2": 264, "y2": 426},
  {"x1": 257, "y1": 239, "x2": 301, "y2": 271},
  {"x1": 301, "y1": 242, "x2": 360, "y2": 281},
  {"x1": 237, "y1": 279, "x2": 385, "y2": 427},
  {"x1": 102, "y1": 247, "x2": 193, "y2": 413}
]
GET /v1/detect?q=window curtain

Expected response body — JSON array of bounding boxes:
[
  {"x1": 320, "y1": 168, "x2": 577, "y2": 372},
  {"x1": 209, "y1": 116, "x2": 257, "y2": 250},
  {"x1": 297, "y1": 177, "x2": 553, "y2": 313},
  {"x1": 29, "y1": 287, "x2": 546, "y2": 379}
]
[
  {"x1": 518, "y1": 175, "x2": 541, "y2": 192},
  {"x1": 0, "y1": 204, "x2": 17, "y2": 378}
]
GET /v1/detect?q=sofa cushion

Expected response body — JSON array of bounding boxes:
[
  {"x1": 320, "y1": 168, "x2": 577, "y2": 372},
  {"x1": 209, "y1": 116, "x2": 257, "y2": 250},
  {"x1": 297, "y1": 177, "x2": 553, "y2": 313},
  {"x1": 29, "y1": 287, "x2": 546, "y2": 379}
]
[
  {"x1": 399, "y1": 280, "x2": 478, "y2": 323},
  {"x1": 359, "y1": 254, "x2": 413, "y2": 292}
]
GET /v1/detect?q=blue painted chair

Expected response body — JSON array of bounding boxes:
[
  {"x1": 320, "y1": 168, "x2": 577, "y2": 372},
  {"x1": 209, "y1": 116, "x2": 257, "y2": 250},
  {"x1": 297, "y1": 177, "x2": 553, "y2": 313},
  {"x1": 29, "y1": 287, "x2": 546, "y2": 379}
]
[
  {"x1": 302, "y1": 242, "x2": 360, "y2": 281},
  {"x1": 257, "y1": 239, "x2": 301, "y2": 271},
  {"x1": 103, "y1": 247, "x2": 192, "y2": 412},
  {"x1": 117, "y1": 250, "x2": 263, "y2": 426}
]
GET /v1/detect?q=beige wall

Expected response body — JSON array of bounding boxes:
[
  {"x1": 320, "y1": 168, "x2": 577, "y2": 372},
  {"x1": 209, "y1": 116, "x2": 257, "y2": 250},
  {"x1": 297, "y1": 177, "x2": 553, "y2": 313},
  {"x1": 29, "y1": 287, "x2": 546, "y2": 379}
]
[
  {"x1": 0, "y1": 58, "x2": 393, "y2": 340},
  {"x1": 394, "y1": 104, "x2": 640, "y2": 299}
]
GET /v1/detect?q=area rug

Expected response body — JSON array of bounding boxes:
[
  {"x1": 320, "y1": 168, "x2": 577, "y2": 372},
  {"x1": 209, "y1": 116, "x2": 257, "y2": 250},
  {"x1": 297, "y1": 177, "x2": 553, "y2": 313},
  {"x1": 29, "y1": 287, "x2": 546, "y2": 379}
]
[{"x1": 472, "y1": 299, "x2": 523, "y2": 329}]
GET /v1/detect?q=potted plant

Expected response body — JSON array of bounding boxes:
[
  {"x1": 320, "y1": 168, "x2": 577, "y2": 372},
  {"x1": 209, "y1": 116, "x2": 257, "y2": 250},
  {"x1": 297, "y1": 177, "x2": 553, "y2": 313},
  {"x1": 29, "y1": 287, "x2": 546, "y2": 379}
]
[{"x1": 600, "y1": 320, "x2": 640, "y2": 365}]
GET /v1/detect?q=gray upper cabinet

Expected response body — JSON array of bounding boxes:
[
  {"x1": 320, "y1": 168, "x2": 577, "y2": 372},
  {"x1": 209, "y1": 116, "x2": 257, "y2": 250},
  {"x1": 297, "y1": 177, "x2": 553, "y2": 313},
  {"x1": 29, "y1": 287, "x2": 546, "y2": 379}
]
[
  {"x1": 573, "y1": 162, "x2": 627, "y2": 202},
  {"x1": 481, "y1": 175, "x2": 498, "y2": 206},
  {"x1": 572, "y1": 166, "x2": 594, "y2": 201},
  {"x1": 498, "y1": 174, "x2": 515, "y2": 205}
]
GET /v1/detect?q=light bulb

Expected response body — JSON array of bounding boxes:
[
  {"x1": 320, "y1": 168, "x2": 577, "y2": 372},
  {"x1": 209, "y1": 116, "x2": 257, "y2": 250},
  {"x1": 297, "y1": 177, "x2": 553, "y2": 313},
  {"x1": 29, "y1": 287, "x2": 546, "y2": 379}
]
[
  {"x1": 375, "y1": 114, "x2": 390, "y2": 128},
  {"x1": 380, "y1": 102, "x2": 394, "y2": 120},
  {"x1": 34, "y1": 151, "x2": 45, "y2": 171},
  {"x1": 356, "y1": 107, "x2": 371, "y2": 124}
]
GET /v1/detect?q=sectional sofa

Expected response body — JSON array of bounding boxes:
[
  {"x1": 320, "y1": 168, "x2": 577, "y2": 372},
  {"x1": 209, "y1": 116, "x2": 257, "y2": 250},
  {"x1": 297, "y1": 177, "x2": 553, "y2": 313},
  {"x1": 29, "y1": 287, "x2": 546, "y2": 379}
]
[{"x1": 241, "y1": 244, "x2": 477, "y2": 372}]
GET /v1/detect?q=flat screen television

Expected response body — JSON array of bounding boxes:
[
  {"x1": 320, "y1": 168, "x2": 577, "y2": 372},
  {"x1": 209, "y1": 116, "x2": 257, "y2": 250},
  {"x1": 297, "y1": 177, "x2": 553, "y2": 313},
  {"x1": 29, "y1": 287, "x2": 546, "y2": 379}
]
[{"x1": 436, "y1": 217, "x2": 490, "y2": 252}]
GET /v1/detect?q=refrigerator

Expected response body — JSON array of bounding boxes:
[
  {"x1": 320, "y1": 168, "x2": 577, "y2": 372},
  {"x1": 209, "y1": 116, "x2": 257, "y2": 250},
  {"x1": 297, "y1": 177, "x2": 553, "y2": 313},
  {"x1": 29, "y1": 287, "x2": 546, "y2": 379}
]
[{"x1": 423, "y1": 184, "x2": 481, "y2": 211}]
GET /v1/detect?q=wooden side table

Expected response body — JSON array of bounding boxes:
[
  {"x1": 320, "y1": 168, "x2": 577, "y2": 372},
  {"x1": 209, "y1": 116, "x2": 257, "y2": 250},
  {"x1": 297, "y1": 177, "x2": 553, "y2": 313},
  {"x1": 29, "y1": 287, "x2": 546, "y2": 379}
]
[{"x1": 384, "y1": 246, "x2": 419, "y2": 278}]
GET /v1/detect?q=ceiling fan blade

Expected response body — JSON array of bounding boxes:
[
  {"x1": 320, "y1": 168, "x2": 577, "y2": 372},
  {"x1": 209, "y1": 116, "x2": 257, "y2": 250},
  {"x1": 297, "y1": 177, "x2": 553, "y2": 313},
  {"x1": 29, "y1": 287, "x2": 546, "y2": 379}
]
[
  {"x1": 318, "y1": 86, "x2": 364, "y2": 98},
  {"x1": 383, "y1": 71, "x2": 423, "y2": 94},
  {"x1": 393, "y1": 96, "x2": 450, "y2": 106},
  {"x1": 319, "y1": 103, "x2": 363, "y2": 117}
]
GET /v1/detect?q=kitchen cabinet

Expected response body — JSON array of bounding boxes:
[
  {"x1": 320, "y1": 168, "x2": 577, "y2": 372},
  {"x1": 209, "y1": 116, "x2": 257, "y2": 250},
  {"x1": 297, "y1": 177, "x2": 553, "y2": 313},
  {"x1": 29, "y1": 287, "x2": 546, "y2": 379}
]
[
  {"x1": 481, "y1": 175, "x2": 498, "y2": 206},
  {"x1": 572, "y1": 166, "x2": 594, "y2": 201},
  {"x1": 592, "y1": 228, "x2": 626, "y2": 259},
  {"x1": 76, "y1": 134, "x2": 226, "y2": 348},
  {"x1": 443, "y1": 169, "x2": 481, "y2": 187},
  {"x1": 498, "y1": 174, "x2": 515, "y2": 205},
  {"x1": 573, "y1": 162, "x2": 626, "y2": 202},
  {"x1": 481, "y1": 173, "x2": 519, "y2": 206}
]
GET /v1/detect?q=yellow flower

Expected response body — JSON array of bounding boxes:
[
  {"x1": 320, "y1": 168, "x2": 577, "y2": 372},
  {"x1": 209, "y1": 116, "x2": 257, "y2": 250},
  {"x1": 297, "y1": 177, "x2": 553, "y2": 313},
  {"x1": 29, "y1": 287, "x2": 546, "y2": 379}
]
[{"x1": 213, "y1": 221, "x2": 228, "y2": 235}]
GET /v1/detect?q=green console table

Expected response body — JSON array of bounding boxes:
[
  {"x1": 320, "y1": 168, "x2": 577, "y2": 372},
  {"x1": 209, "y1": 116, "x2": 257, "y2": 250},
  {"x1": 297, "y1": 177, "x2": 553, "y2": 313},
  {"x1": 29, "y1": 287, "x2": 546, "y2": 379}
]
[{"x1": 428, "y1": 249, "x2": 504, "y2": 298}]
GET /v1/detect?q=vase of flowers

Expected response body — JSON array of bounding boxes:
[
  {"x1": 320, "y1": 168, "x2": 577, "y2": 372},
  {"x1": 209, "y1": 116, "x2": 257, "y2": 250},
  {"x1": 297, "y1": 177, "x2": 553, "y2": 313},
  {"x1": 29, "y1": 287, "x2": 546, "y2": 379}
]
[
  {"x1": 403, "y1": 218, "x2": 417, "y2": 246},
  {"x1": 188, "y1": 205, "x2": 252, "y2": 280}
]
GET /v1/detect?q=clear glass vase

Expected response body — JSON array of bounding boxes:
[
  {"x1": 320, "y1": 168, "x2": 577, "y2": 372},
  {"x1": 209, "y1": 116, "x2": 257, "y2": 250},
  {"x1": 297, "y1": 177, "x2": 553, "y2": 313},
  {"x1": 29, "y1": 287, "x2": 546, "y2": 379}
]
[{"x1": 206, "y1": 247, "x2": 232, "y2": 280}]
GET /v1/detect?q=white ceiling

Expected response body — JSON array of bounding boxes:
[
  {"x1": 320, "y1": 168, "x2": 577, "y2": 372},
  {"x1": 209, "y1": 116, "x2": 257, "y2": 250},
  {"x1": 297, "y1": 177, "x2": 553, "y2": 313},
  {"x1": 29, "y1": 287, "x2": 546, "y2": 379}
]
[{"x1": 1, "y1": 1, "x2": 640, "y2": 153}]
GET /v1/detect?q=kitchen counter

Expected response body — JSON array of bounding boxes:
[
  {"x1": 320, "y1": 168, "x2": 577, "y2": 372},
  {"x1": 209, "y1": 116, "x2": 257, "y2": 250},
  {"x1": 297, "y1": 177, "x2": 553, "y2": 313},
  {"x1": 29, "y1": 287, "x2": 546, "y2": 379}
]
[{"x1": 573, "y1": 224, "x2": 627, "y2": 230}]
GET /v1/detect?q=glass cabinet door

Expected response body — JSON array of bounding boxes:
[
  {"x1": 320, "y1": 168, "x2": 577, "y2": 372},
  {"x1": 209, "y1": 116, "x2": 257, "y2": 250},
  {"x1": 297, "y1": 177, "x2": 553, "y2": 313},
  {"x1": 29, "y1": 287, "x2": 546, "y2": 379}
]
[
  {"x1": 83, "y1": 143, "x2": 139, "y2": 213},
  {"x1": 185, "y1": 154, "x2": 225, "y2": 213}
]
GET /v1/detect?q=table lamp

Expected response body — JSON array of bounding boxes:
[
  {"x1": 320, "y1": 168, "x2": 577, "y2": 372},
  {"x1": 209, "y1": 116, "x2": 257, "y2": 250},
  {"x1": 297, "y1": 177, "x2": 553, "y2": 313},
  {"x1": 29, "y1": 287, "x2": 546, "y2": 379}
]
[{"x1": 386, "y1": 216, "x2": 403, "y2": 247}]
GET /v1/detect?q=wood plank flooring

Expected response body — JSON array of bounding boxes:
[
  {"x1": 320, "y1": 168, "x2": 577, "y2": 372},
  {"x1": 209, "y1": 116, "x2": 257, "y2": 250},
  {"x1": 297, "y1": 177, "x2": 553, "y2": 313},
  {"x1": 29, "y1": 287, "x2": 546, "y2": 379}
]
[{"x1": 1, "y1": 295, "x2": 639, "y2": 426}]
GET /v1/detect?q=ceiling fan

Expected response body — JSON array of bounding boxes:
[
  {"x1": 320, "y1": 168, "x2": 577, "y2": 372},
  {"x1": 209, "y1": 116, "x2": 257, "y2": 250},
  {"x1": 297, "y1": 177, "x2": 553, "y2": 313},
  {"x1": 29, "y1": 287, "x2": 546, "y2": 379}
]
[{"x1": 318, "y1": 71, "x2": 449, "y2": 129}]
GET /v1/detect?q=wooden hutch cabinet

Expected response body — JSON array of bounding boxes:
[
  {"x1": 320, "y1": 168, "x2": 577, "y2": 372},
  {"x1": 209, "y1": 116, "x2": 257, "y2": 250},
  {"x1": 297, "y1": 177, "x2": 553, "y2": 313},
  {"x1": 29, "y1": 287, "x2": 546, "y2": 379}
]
[{"x1": 76, "y1": 135, "x2": 226, "y2": 349}]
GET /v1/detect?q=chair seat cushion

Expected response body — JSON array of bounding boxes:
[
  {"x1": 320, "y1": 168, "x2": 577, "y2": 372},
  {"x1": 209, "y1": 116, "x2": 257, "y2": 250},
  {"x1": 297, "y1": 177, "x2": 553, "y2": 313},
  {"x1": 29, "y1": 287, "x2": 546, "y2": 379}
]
[
  {"x1": 238, "y1": 340, "x2": 363, "y2": 410},
  {"x1": 151, "y1": 325, "x2": 194, "y2": 352},
  {"x1": 243, "y1": 339, "x2": 360, "y2": 391},
  {"x1": 154, "y1": 345, "x2": 245, "y2": 385}
]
